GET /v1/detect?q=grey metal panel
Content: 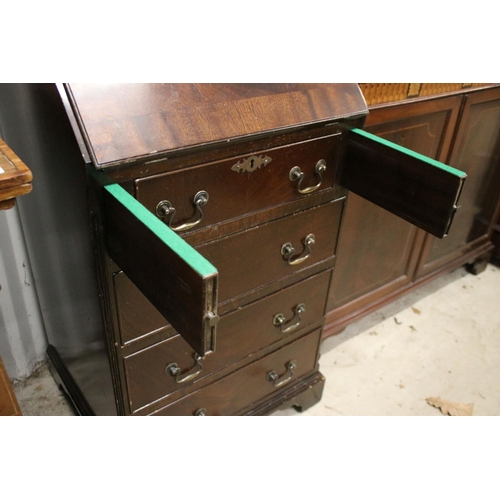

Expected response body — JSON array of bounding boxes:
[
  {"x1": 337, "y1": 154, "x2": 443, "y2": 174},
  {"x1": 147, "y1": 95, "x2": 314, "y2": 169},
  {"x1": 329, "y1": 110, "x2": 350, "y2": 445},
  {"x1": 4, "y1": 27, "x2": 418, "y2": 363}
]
[
  {"x1": 0, "y1": 205, "x2": 47, "y2": 379},
  {"x1": 0, "y1": 84, "x2": 116, "y2": 414}
]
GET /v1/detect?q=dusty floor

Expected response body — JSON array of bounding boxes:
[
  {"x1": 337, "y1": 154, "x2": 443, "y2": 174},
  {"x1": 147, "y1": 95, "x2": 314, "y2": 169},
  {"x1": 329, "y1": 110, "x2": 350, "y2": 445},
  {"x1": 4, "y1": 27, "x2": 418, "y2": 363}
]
[
  {"x1": 12, "y1": 262, "x2": 500, "y2": 416},
  {"x1": 12, "y1": 364, "x2": 76, "y2": 416}
]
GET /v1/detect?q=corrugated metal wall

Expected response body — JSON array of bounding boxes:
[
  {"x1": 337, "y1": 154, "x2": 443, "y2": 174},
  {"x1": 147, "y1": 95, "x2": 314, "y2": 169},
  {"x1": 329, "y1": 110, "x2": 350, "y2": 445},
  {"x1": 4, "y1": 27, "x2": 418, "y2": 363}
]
[
  {"x1": 0, "y1": 84, "x2": 104, "y2": 380},
  {"x1": 0, "y1": 205, "x2": 47, "y2": 379}
]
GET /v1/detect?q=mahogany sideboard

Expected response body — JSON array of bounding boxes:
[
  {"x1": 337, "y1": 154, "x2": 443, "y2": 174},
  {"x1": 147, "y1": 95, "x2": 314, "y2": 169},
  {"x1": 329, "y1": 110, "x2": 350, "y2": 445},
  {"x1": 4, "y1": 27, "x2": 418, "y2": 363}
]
[
  {"x1": 32, "y1": 83, "x2": 468, "y2": 416},
  {"x1": 325, "y1": 83, "x2": 500, "y2": 336}
]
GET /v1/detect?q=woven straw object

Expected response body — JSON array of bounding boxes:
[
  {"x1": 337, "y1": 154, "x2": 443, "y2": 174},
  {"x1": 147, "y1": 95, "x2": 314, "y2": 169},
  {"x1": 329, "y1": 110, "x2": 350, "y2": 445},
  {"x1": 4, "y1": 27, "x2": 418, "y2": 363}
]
[{"x1": 359, "y1": 83, "x2": 490, "y2": 106}]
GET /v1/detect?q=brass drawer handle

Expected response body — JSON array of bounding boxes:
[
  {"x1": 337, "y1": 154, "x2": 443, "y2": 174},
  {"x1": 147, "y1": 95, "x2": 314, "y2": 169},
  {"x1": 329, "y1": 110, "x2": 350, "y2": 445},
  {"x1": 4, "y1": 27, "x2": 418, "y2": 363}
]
[
  {"x1": 273, "y1": 303, "x2": 306, "y2": 333},
  {"x1": 289, "y1": 160, "x2": 326, "y2": 194},
  {"x1": 166, "y1": 353, "x2": 204, "y2": 384},
  {"x1": 194, "y1": 408, "x2": 207, "y2": 416},
  {"x1": 281, "y1": 234, "x2": 315, "y2": 265},
  {"x1": 267, "y1": 360, "x2": 297, "y2": 387},
  {"x1": 156, "y1": 190, "x2": 209, "y2": 232}
]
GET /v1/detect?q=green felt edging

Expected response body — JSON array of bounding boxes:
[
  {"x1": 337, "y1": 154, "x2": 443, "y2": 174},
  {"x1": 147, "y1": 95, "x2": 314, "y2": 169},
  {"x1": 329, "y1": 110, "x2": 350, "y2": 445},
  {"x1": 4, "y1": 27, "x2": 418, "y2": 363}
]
[
  {"x1": 105, "y1": 183, "x2": 217, "y2": 278},
  {"x1": 352, "y1": 128, "x2": 466, "y2": 178}
]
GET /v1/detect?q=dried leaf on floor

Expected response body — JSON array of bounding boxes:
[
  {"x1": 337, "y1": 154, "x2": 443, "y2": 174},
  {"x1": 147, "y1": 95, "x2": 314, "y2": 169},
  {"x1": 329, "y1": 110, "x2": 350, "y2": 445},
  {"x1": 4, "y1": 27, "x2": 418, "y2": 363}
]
[
  {"x1": 426, "y1": 397, "x2": 473, "y2": 416},
  {"x1": 394, "y1": 317, "x2": 402, "y2": 325},
  {"x1": 412, "y1": 307, "x2": 421, "y2": 314}
]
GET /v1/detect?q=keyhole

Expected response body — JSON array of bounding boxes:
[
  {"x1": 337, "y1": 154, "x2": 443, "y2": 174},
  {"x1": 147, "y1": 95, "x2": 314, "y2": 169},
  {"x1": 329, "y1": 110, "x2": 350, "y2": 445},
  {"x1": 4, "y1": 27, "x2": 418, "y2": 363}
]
[{"x1": 250, "y1": 159, "x2": 254, "y2": 169}]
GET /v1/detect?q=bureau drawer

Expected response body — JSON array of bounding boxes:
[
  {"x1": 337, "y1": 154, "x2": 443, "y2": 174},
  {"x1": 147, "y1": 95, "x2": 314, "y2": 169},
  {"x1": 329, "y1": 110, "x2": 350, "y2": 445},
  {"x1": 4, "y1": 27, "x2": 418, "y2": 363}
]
[
  {"x1": 102, "y1": 126, "x2": 466, "y2": 361},
  {"x1": 135, "y1": 133, "x2": 340, "y2": 235},
  {"x1": 340, "y1": 128, "x2": 467, "y2": 238},
  {"x1": 124, "y1": 270, "x2": 331, "y2": 412},
  {"x1": 197, "y1": 198, "x2": 343, "y2": 304},
  {"x1": 149, "y1": 328, "x2": 322, "y2": 416},
  {"x1": 103, "y1": 183, "x2": 219, "y2": 357},
  {"x1": 103, "y1": 184, "x2": 341, "y2": 357},
  {"x1": 113, "y1": 199, "x2": 342, "y2": 346}
]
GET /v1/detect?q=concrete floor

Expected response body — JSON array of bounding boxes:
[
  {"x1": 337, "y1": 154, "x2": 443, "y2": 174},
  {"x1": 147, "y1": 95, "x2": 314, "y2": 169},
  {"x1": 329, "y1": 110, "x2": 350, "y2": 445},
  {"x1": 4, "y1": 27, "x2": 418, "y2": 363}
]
[
  {"x1": 12, "y1": 363, "x2": 76, "y2": 416},
  {"x1": 12, "y1": 262, "x2": 500, "y2": 416}
]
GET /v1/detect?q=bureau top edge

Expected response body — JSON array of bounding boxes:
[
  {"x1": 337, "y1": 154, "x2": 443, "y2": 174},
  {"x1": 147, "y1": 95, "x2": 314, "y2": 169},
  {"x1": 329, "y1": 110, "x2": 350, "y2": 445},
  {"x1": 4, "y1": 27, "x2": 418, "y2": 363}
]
[{"x1": 58, "y1": 83, "x2": 368, "y2": 170}]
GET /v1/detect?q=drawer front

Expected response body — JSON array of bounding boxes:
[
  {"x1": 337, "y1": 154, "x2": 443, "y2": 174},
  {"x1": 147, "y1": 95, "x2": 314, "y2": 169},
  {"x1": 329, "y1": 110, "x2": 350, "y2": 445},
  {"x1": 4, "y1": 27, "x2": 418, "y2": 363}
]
[
  {"x1": 103, "y1": 183, "x2": 218, "y2": 356},
  {"x1": 150, "y1": 329, "x2": 322, "y2": 416},
  {"x1": 124, "y1": 270, "x2": 331, "y2": 412},
  {"x1": 341, "y1": 128, "x2": 466, "y2": 238},
  {"x1": 135, "y1": 134, "x2": 340, "y2": 234},
  {"x1": 198, "y1": 199, "x2": 343, "y2": 304},
  {"x1": 111, "y1": 196, "x2": 342, "y2": 346}
]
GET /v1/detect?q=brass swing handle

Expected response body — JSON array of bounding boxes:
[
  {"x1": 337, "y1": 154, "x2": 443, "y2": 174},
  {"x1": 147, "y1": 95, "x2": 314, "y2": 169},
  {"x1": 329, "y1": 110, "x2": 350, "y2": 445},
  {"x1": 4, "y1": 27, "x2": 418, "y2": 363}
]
[
  {"x1": 273, "y1": 303, "x2": 306, "y2": 333},
  {"x1": 289, "y1": 160, "x2": 327, "y2": 194},
  {"x1": 267, "y1": 360, "x2": 297, "y2": 388},
  {"x1": 156, "y1": 190, "x2": 209, "y2": 232},
  {"x1": 166, "y1": 353, "x2": 204, "y2": 384},
  {"x1": 281, "y1": 234, "x2": 315, "y2": 266}
]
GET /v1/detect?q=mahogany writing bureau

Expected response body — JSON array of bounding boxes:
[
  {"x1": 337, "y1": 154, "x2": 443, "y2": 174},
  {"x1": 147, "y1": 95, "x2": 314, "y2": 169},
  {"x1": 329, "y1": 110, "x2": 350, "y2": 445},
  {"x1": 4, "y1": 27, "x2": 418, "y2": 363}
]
[{"x1": 48, "y1": 84, "x2": 465, "y2": 415}]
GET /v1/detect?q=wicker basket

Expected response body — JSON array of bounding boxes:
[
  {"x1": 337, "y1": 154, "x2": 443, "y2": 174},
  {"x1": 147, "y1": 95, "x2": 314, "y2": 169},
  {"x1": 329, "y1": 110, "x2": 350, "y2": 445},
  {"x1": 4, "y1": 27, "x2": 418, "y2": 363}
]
[{"x1": 359, "y1": 83, "x2": 490, "y2": 106}]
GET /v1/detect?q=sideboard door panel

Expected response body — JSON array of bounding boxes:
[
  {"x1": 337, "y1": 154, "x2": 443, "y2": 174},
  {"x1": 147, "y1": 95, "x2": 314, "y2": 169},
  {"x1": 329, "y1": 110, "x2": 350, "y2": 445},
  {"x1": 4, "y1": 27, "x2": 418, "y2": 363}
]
[
  {"x1": 329, "y1": 194, "x2": 419, "y2": 309},
  {"x1": 327, "y1": 97, "x2": 462, "y2": 328},
  {"x1": 103, "y1": 183, "x2": 219, "y2": 356},
  {"x1": 418, "y1": 88, "x2": 500, "y2": 276}
]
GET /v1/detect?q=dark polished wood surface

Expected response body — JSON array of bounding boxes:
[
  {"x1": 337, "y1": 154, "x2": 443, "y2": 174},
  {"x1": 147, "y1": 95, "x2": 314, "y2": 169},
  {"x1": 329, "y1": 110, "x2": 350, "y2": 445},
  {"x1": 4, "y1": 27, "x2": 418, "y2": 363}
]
[
  {"x1": 65, "y1": 83, "x2": 367, "y2": 168},
  {"x1": 325, "y1": 87, "x2": 500, "y2": 338},
  {"x1": 124, "y1": 271, "x2": 331, "y2": 412},
  {"x1": 135, "y1": 133, "x2": 340, "y2": 236},
  {"x1": 116, "y1": 263, "x2": 331, "y2": 349},
  {"x1": 492, "y1": 212, "x2": 500, "y2": 261},
  {"x1": 150, "y1": 329, "x2": 321, "y2": 416},
  {"x1": 84, "y1": 85, "x2": 361, "y2": 415},
  {"x1": 341, "y1": 129, "x2": 466, "y2": 239},
  {"x1": 420, "y1": 87, "x2": 500, "y2": 274},
  {"x1": 103, "y1": 185, "x2": 218, "y2": 357},
  {"x1": 327, "y1": 95, "x2": 464, "y2": 327},
  {"x1": 113, "y1": 271, "x2": 174, "y2": 346},
  {"x1": 45, "y1": 83, "x2": 499, "y2": 415},
  {"x1": 197, "y1": 199, "x2": 343, "y2": 305}
]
